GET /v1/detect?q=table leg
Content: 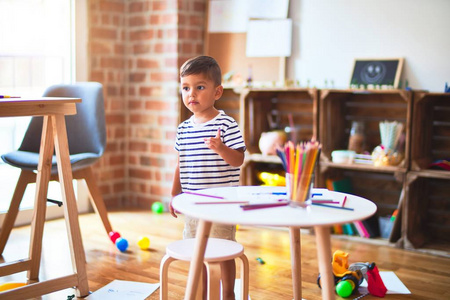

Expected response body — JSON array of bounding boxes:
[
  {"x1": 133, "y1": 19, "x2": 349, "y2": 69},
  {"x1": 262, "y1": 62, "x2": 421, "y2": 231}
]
[
  {"x1": 289, "y1": 227, "x2": 302, "y2": 300},
  {"x1": 28, "y1": 116, "x2": 54, "y2": 281},
  {"x1": 315, "y1": 226, "x2": 335, "y2": 300},
  {"x1": 52, "y1": 114, "x2": 89, "y2": 296},
  {"x1": 184, "y1": 219, "x2": 212, "y2": 300}
]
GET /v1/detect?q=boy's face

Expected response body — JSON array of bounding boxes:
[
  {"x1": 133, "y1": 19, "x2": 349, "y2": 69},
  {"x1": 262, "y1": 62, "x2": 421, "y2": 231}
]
[{"x1": 180, "y1": 73, "x2": 223, "y2": 117}]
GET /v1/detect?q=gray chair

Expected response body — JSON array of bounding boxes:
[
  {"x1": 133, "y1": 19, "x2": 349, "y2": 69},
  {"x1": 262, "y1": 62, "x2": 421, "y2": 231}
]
[{"x1": 0, "y1": 82, "x2": 113, "y2": 254}]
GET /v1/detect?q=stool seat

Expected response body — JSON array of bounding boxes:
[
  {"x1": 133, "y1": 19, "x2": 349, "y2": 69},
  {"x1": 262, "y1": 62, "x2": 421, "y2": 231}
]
[
  {"x1": 166, "y1": 238, "x2": 244, "y2": 262},
  {"x1": 160, "y1": 238, "x2": 249, "y2": 300}
]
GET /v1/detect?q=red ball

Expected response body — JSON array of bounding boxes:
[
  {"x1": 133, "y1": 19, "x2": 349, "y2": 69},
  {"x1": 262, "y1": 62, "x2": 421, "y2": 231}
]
[{"x1": 109, "y1": 231, "x2": 121, "y2": 243}]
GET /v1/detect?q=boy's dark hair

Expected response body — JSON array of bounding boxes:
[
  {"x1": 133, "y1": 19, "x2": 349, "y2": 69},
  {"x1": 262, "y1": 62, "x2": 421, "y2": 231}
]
[{"x1": 180, "y1": 56, "x2": 222, "y2": 86}]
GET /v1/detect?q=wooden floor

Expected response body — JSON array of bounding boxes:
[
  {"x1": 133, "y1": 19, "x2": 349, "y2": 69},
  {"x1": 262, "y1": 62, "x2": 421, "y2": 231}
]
[{"x1": 1, "y1": 210, "x2": 449, "y2": 299}]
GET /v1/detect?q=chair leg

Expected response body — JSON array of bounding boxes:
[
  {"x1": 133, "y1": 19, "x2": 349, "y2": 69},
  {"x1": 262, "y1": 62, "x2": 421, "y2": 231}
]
[
  {"x1": 206, "y1": 262, "x2": 221, "y2": 300},
  {"x1": 238, "y1": 254, "x2": 250, "y2": 300},
  {"x1": 77, "y1": 167, "x2": 113, "y2": 234},
  {"x1": 160, "y1": 254, "x2": 175, "y2": 300},
  {"x1": 0, "y1": 170, "x2": 35, "y2": 255}
]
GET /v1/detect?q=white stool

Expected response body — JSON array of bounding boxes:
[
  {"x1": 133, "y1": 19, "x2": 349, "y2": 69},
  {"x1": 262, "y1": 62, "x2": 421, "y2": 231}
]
[{"x1": 160, "y1": 238, "x2": 249, "y2": 300}]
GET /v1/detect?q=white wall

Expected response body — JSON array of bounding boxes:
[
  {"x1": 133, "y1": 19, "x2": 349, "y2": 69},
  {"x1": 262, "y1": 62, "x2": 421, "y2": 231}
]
[{"x1": 287, "y1": 0, "x2": 450, "y2": 92}]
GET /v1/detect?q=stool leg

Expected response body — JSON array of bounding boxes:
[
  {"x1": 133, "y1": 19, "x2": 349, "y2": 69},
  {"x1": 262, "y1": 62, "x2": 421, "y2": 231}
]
[
  {"x1": 160, "y1": 254, "x2": 175, "y2": 300},
  {"x1": 206, "y1": 262, "x2": 221, "y2": 300},
  {"x1": 238, "y1": 254, "x2": 249, "y2": 300}
]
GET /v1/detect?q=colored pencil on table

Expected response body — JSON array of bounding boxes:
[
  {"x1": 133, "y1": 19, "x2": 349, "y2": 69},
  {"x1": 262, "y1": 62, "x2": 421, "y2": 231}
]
[
  {"x1": 241, "y1": 201, "x2": 289, "y2": 211},
  {"x1": 312, "y1": 202, "x2": 354, "y2": 211},
  {"x1": 184, "y1": 191, "x2": 224, "y2": 199},
  {"x1": 342, "y1": 196, "x2": 348, "y2": 207},
  {"x1": 195, "y1": 201, "x2": 249, "y2": 204}
]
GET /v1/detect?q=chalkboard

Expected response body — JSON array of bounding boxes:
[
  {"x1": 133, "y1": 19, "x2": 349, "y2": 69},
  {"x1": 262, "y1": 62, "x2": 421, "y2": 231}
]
[{"x1": 350, "y1": 58, "x2": 404, "y2": 88}]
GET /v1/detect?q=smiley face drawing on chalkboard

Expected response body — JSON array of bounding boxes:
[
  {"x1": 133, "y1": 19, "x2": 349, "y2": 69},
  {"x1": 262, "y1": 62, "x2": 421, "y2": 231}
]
[{"x1": 360, "y1": 62, "x2": 387, "y2": 84}]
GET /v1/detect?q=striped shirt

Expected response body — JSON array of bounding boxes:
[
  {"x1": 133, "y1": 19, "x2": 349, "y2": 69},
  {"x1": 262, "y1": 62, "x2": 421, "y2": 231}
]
[{"x1": 175, "y1": 111, "x2": 246, "y2": 192}]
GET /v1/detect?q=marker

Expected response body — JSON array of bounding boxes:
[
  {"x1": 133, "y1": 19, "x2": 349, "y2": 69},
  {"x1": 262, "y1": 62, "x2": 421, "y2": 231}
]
[
  {"x1": 0, "y1": 95, "x2": 21, "y2": 98},
  {"x1": 342, "y1": 196, "x2": 347, "y2": 207}
]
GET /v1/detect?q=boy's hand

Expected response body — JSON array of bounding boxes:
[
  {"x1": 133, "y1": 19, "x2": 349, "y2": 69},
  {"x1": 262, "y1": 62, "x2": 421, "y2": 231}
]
[
  {"x1": 169, "y1": 198, "x2": 179, "y2": 218},
  {"x1": 204, "y1": 129, "x2": 223, "y2": 152}
]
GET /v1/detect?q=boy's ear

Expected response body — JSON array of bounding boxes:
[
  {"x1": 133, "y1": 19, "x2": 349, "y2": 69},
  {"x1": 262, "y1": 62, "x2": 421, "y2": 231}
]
[{"x1": 214, "y1": 85, "x2": 224, "y2": 100}]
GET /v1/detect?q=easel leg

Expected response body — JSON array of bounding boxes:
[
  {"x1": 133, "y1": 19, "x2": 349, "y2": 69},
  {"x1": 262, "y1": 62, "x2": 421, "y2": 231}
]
[
  {"x1": 52, "y1": 114, "x2": 89, "y2": 296},
  {"x1": 28, "y1": 116, "x2": 53, "y2": 281}
]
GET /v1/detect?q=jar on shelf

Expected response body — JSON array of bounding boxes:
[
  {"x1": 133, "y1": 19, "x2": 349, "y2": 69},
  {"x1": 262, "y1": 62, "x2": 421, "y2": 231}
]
[{"x1": 348, "y1": 121, "x2": 365, "y2": 154}]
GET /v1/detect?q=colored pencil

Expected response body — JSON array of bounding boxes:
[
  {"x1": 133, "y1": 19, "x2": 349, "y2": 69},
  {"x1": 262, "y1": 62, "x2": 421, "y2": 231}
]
[
  {"x1": 311, "y1": 202, "x2": 354, "y2": 211},
  {"x1": 195, "y1": 201, "x2": 249, "y2": 204},
  {"x1": 183, "y1": 191, "x2": 224, "y2": 199}
]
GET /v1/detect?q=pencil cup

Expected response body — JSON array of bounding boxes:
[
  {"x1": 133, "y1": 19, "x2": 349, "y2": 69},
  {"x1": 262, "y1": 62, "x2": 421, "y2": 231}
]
[{"x1": 286, "y1": 173, "x2": 314, "y2": 203}]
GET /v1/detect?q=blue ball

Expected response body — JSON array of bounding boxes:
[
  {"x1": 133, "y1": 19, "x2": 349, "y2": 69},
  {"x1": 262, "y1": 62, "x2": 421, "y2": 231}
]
[{"x1": 115, "y1": 237, "x2": 129, "y2": 252}]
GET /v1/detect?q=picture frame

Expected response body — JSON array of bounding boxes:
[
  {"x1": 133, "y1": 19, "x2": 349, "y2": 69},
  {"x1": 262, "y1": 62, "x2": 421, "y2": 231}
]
[{"x1": 350, "y1": 58, "x2": 404, "y2": 88}]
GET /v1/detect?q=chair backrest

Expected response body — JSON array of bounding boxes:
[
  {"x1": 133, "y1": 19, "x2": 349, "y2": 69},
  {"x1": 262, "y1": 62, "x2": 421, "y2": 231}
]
[{"x1": 19, "y1": 82, "x2": 106, "y2": 156}]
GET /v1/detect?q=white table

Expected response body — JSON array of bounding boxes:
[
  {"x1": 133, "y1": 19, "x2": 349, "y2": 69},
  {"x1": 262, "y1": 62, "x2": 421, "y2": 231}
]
[{"x1": 172, "y1": 186, "x2": 377, "y2": 300}]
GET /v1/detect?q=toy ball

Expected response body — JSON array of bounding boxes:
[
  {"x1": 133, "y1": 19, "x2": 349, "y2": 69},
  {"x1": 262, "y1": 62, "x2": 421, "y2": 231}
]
[
  {"x1": 109, "y1": 231, "x2": 121, "y2": 243},
  {"x1": 336, "y1": 280, "x2": 353, "y2": 298},
  {"x1": 151, "y1": 201, "x2": 164, "y2": 214},
  {"x1": 137, "y1": 236, "x2": 150, "y2": 250},
  {"x1": 115, "y1": 237, "x2": 129, "y2": 252}
]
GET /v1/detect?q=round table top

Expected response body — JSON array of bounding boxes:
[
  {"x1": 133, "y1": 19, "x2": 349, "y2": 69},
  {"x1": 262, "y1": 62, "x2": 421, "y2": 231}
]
[{"x1": 172, "y1": 186, "x2": 377, "y2": 227}]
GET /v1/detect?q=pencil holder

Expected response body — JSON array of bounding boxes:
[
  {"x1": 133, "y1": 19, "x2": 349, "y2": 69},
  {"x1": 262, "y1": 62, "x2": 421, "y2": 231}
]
[{"x1": 286, "y1": 172, "x2": 314, "y2": 204}]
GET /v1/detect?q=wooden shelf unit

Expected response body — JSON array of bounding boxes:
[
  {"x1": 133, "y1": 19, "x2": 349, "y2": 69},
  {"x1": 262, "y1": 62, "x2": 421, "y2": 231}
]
[
  {"x1": 317, "y1": 89, "x2": 413, "y2": 244},
  {"x1": 318, "y1": 89, "x2": 412, "y2": 171},
  {"x1": 410, "y1": 92, "x2": 450, "y2": 174},
  {"x1": 404, "y1": 171, "x2": 450, "y2": 256},
  {"x1": 241, "y1": 88, "x2": 318, "y2": 185},
  {"x1": 404, "y1": 92, "x2": 450, "y2": 256}
]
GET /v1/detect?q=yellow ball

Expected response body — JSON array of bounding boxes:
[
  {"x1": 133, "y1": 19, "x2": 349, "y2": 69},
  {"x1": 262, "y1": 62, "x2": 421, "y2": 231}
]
[{"x1": 137, "y1": 236, "x2": 150, "y2": 250}]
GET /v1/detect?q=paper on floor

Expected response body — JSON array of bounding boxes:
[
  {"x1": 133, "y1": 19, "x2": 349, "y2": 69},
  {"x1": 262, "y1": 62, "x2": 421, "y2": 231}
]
[
  {"x1": 359, "y1": 271, "x2": 411, "y2": 294},
  {"x1": 86, "y1": 280, "x2": 160, "y2": 300}
]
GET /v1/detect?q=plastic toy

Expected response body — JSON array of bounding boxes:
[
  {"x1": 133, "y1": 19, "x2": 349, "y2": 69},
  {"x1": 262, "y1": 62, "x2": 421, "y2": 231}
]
[
  {"x1": 137, "y1": 236, "x2": 150, "y2": 250},
  {"x1": 109, "y1": 231, "x2": 121, "y2": 243},
  {"x1": 0, "y1": 282, "x2": 26, "y2": 292},
  {"x1": 317, "y1": 250, "x2": 364, "y2": 297},
  {"x1": 115, "y1": 237, "x2": 129, "y2": 252},
  {"x1": 151, "y1": 201, "x2": 164, "y2": 214},
  {"x1": 257, "y1": 171, "x2": 286, "y2": 186},
  {"x1": 317, "y1": 250, "x2": 387, "y2": 298}
]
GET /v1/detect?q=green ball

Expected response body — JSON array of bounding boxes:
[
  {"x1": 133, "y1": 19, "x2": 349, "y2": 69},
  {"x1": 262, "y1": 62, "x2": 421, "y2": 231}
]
[
  {"x1": 336, "y1": 280, "x2": 353, "y2": 298},
  {"x1": 151, "y1": 201, "x2": 164, "y2": 214}
]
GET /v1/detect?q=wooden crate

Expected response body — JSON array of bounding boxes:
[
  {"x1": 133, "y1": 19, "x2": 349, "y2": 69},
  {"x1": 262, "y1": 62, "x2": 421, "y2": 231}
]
[
  {"x1": 319, "y1": 89, "x2": 412, "y2": 172},
  {"x1": 178, "y1": 87, "x2": 241, "y2": 124},
  {"x1": 404, "y1": 171, "x2": 450, "y2": 256},
  {"x1": 241, "y1": 88, "x2": 318, "y2": 154},
  {"x1": 410, "y1": 92, "x2": 450, "y2": 176}
]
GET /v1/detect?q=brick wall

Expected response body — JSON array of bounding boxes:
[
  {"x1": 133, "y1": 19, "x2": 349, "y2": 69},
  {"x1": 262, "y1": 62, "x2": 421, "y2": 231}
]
[{"x1": 88, "y1": 0, "x2": 206, "y2": 208}]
